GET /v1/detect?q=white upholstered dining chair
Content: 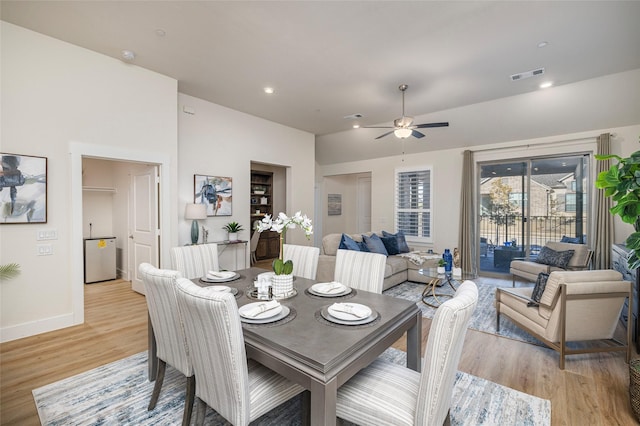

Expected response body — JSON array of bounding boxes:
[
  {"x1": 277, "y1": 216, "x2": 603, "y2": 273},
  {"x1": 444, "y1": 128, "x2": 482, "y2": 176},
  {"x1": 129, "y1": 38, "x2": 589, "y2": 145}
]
[
  {"x1": 170, "y1": 243, "x2": 219, "y2": 279},
  {"x1": 334, "y1": 249, "x2": 387, "y2": 293},
  {"x1": 336, "y1": 281, "x2": 478, "y2": 426},
  {"x1": 138, "y1": 263, "x2": 194, "y2": 426},
  {"x1": 283, "y1": 243, "x2": 320, "y2": 279},
  {"x1": 174, "y1": 278, "x2": 306, "y2": 425}
]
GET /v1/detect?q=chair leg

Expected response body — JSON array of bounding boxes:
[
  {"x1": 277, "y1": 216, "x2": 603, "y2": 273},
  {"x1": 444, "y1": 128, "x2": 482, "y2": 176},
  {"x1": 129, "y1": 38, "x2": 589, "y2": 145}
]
[
  {"x1": 195, "y1": 397, "x2": 207, "y2": 426},
  {"x1": 182, "y1": 375, "x2": 196, "y2": 426},
  {"x1": 148, "y1": 358, "x2": 166, "y2": 410}
]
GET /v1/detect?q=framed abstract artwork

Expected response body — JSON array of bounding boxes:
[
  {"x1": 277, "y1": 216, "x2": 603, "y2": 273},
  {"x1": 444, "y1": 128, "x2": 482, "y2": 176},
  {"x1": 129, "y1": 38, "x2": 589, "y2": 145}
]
[
  {"x1": 0, "y1": 153, "x2": 48, "y2": 224},
  {"x1": 194, "y1": 174, "x2": 232, "y2": 216},
  {"x1": 328, "y1": 193, "x2": 342, "y2": 216}
]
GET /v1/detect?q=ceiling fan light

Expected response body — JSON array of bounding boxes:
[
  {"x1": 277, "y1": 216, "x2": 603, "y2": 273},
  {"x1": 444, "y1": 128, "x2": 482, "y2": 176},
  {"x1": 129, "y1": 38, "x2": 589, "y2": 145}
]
[{"x1": 394, "y1": 128, "x2": 412, "y2": 139}]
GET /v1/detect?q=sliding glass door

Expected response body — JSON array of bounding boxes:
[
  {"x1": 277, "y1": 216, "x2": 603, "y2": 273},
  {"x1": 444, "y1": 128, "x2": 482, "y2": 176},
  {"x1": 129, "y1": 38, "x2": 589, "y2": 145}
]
[{"x1": 478, "y1": 154, "x2": 590, "y2": 275}]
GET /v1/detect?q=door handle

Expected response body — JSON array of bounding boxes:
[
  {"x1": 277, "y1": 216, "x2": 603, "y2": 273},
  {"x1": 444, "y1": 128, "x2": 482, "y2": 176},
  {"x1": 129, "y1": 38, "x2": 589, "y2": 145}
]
[{"x1": 129, "y1": 235, "x2": 134, "y2": 239}]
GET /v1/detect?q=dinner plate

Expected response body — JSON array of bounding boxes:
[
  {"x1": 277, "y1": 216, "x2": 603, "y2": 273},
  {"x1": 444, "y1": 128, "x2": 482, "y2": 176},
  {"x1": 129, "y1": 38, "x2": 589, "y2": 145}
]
[
  {"x1": 203, "y1": 286, "x2": 239, "y2": 296},
  {"x1": 200, "y1": 271, "x2": 240, "y2": 283},
  {"x1": 308, "y1": 283, "x2": 352, "y2": 297},
  {"x1": 320, "y1": 306, "x2": 378, "y2": 326},
  {"x1": 327, "y1": 303, "x2": 372, "y2": 321},
  {"x1": 239, "y1": 302, "x2": 283, "y2": 320},
  {"x1": 240, "y1": 305, "x2": 290, "y2": 324}
]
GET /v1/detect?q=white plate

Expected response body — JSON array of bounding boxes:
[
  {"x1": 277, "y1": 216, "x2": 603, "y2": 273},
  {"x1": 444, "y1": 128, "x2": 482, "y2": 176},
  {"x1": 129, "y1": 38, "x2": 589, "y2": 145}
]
[
  {"x1": 200, "y1": 271, "x2": 240, "y2": 283},
  {"x1": 239, "y1": 302, "x2": 283, "y2": 320},
  {"x1": 208, "y1": 285, "x2": 231, "y2": 293},
  {"x1": 327, "y1": 303, "x2": 372, "y2": 321},
  {"x1": 321, "y1": 306, "x2": 378, "y2": 326},
  {"x1": 309, "y1": 283, "x2": 352, "y2": 297},
  {"x1": 240, "y1": 306, "x2": 290, "y2": 324}
]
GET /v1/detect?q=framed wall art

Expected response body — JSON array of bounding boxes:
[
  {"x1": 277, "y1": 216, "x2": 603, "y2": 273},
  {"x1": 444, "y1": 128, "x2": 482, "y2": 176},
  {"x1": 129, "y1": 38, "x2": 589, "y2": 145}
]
[
  {"x1": 328, "y1": 193, "x2": 342, "y2": 216},
  {"x1": 194, "y1": 174, "x2": 232, "y2": 216},
  {"x1": 1, "y1": 153, "x2": 48, "y2": 224}
]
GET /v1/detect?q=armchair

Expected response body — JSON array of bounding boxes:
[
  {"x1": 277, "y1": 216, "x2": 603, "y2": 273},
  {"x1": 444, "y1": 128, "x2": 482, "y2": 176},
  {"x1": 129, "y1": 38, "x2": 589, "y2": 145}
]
[
  {"x1": 496, "y1": 269, "x2": 631, "y2": 369},
  {"x1": 510, "y1": 241, "x2": 592, "y2": 287}
]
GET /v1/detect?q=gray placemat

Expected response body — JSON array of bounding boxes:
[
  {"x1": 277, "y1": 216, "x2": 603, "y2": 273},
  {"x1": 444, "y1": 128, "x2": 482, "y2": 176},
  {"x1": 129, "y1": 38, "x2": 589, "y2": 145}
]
[
  {"x1": 314, "y1": 308, "x2": 381, "y2": 329},
  {"x1": 241, "y1": 307, "x2": 297, "y2": 328},
  {"x1": 304, "y1": 288, "x2": 357, "y2": 300}
]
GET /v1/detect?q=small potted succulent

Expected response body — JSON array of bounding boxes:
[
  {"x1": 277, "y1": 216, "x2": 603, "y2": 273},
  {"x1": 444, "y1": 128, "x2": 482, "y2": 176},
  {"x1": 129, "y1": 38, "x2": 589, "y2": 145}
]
[
  {"x1": 223, "y1": 221, "x2": 244, "y2": 241},
  {"x1": 437, "y1": 259, "x2": 446, "y2": 274}
]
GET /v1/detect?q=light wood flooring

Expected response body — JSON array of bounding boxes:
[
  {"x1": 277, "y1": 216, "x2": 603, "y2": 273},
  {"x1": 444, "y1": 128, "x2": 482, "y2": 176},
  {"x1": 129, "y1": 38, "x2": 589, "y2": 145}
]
[{"x1": 1, "y1": 268, "x2": 639, "y2": 425}]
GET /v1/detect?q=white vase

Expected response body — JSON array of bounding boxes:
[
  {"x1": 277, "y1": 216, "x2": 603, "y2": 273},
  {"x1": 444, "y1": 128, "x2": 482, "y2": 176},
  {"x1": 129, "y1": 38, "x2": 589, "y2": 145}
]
[
  {"x1": 271, "y1": 273, "x2": 294, "y2": 298},
  {"x1": 437, "y1": 266, "x2": 445, "y2": 274},
  {"x1": 228, "y1": 232, "x2": 238, "y2": 241}
]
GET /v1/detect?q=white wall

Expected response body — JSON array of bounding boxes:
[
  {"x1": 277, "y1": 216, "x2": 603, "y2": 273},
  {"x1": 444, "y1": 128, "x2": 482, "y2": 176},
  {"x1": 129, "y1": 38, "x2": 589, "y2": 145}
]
[
  {"x1": 177, "y1": 94, "x2": 316, "y2": 268},
  {"x1": 319, "y1": 125, "x2": 640, "y2": 254},
  {"x1": 0, "y1": 22, "x2": 178, "y2": 342}
]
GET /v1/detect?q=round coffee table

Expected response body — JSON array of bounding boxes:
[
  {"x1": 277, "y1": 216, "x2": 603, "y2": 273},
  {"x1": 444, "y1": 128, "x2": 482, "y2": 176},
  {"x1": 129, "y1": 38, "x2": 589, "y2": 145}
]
[{"x1": 417, "y1": 268, "x2": 469, "y2": 307}]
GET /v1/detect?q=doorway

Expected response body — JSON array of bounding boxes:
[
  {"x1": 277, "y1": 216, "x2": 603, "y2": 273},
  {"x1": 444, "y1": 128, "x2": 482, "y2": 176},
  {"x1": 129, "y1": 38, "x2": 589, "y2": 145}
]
[{"x1": 478, "y1": 154, "x2": 590, "y2": 275}]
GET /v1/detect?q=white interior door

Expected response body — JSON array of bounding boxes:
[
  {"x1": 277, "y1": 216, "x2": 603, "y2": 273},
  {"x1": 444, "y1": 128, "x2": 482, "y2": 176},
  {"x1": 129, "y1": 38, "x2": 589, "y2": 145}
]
[
  {"x1": 129, "y1": 164, "x2": 159, "y2": 294},
  {"x1": 357, "y1": 176, "x2": 372, "y2": 233}
]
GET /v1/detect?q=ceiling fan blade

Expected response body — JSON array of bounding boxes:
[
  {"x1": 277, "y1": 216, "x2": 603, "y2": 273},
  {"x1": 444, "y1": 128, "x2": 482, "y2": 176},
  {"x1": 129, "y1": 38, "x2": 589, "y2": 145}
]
[
  {"x1": 414, "y1": 122, "x2": 449, "y2": 129},
  {"x1": 412, "y1": 130, "x2": 426, "y2": 139},
  {"x1": 375, "y1": 130, "x2": 396, "y2": 140}
]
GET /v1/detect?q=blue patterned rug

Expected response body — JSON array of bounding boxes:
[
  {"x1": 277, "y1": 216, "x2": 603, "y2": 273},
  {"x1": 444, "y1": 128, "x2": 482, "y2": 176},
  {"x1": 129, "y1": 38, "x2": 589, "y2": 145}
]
[
  {"x1": 33, "y1": 349, "x2": 550, "y2": 425},
  {"x1": 383, "y1": 277, "x2": 545, "y2": 346}
]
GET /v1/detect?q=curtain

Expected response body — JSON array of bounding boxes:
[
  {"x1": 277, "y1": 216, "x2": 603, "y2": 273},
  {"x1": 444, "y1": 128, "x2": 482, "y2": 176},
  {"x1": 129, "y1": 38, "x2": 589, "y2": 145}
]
[
  {"x1": 594, "y1": 133, "x2": 613, "y2": 269},
  {"x1": 458, "y1": 150, "x2": 476, "y2": 276}
]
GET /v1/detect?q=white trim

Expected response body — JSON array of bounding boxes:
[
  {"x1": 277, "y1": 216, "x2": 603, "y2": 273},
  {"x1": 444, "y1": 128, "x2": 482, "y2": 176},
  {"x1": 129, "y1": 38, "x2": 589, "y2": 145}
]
[
  {"x1": 1, "y1": 313, "x2": 75, "y2": 342},
  {"x1": 69, "y1": 141, "x2": 172, "y2": 326}
]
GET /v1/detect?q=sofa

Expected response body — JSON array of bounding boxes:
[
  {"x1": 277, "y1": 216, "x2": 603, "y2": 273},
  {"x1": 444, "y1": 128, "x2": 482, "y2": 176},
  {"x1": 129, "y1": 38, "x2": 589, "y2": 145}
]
[{"x1": 316, "y1": 232, "x2": 440, "y2": 291}]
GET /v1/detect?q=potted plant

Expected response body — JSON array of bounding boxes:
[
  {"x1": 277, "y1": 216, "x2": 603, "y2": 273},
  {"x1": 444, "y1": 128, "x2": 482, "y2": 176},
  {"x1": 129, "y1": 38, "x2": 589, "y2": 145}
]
[
  {"x1": 0, "y1": 263, "x2": 20, "y2": 281},
  {"x1": 595, "y1": 149, "x2": 640, "y2": 269},
  {"x1": 256, "y1": 211, "x2": 313, "y2": 297},
  {"x1": 437, "y1": 259, "x2": 446, "y2": 274},
  {"x1": 223, "y1": 221, "x2": 244, "y2": 241}
]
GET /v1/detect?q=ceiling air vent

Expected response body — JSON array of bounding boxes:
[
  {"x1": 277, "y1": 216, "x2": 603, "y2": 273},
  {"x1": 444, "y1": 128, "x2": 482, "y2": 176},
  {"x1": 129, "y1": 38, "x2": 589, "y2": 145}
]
[
  {"x1": 343, "y1": 113, "x2": 364, "y2": 120},
  {"x1": 510, "y1": 67, "x2": 545, "y2": 82}
]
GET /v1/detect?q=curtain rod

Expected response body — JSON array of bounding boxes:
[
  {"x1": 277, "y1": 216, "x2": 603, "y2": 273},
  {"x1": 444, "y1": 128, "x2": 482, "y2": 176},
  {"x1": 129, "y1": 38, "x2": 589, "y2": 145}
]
[{"x1": 470, "y1": 133, "x2": 613, "y2": 154}]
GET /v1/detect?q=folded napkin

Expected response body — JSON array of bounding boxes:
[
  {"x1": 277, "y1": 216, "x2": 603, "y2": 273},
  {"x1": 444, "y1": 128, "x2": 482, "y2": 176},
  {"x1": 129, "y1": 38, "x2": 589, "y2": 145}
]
[
  {"x1": 208, "y1": 285, "x2": 231, "y2": 293},
  {"x1": 329, "y1": 303, "x2": 371, "y2": 319},
  {"x1": 314, "y1": 281, "x2": 346, "y2": 294},
  {"x1": 206, "y1": 270, "x2": 234, "y2": 280},
  {"x1": 243, "y1": 300, "x2": 281, "y2": 318}
]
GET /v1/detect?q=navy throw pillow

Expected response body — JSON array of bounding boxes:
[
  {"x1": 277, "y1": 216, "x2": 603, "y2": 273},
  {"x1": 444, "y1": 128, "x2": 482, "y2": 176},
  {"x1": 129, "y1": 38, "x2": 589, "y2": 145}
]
[
  {"x1": 535, "y1": 246, "x2": 575, "y2": 269},
  {"x1": 362, "y1": 234, "x2": 389, "y2": 256},
  {"x1": 380, "y1": 235, "x2": 400, "y2": 255},
  {"x1": 561, "y1": 235, "x2": 582, "y2": 244},
  {"x1": 382, "y1": 230, "x2": 410, "y2": 253},
  {"x1": 338, "y1": 233, "x2": 361, "y2": 252},
  {"x1": 357, "y1": 241, "x2": 370, "y2": 252},
  {"x1": 528, "y1": 272, "x2": 550, "y2": 307}
]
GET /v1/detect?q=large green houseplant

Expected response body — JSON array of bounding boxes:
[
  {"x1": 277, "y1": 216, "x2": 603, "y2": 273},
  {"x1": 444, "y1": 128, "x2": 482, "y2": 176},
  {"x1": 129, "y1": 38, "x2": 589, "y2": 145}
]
[{"x1": 595, "y1": 150, "x2": 640, "y2": 269}]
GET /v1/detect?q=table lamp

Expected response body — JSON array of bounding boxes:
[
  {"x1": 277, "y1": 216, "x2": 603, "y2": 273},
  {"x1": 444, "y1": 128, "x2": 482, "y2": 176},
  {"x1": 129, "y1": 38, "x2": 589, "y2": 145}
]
[{"x1": 185, "y1": 203, "x2": 207, "y2": 245}]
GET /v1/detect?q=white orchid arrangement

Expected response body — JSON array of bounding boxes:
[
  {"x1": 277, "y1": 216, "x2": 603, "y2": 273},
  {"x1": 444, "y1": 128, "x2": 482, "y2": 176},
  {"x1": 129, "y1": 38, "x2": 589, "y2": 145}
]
[{"x1": 256, "y1": 211, "x2": 313, "y2": 274}]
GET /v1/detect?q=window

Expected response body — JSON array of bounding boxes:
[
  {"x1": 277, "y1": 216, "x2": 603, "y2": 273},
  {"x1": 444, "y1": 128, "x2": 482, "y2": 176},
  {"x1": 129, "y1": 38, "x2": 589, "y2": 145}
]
[{"x1": 395, "y1": 167, "x2": 432, "y2": 241}]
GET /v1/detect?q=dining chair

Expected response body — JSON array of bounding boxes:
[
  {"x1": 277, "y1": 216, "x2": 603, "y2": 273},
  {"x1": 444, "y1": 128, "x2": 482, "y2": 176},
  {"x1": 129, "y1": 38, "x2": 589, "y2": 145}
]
[
  {"x1": 336, "y1": 280, "x2": 478, "y2": 426},
  {"x1": 174, "y1": 277, "x2": 306, "y2": 425},
  {"x1": 283, "y1": 243, "x2": 320, "y2": 279},
  {"x1": 138, "y1": 263, "x2": 195, "y2": 426},
  {"x1": 170, "y1": 243, "x2": 219, "y2": 279},
  {"x1": 334, "y1": 249, "x2": 387, "y2": 293},
  {"x1": 249, "y1": 230, "x2": 261, "y2": 265}
]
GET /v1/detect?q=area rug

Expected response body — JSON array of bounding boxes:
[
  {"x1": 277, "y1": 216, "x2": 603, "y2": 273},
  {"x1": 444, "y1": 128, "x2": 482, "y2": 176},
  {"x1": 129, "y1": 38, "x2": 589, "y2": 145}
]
[
  {"x1": 383, "y1": 276, "x2": 544, "y2": 346},
  {"x1": 33, "y1": 350, "x2": 551, "y2": 425}
]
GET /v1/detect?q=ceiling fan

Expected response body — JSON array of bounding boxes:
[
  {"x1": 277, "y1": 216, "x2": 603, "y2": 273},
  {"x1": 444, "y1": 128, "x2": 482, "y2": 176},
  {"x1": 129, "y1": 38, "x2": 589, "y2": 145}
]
[{"x1": 363, "y1": 84, "x2": 449, "y2": 140}]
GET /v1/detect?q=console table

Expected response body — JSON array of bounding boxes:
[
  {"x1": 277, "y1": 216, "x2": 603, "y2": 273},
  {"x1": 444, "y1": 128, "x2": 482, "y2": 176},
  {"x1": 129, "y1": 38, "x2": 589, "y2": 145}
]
[{"x1": 611, "y1": 243, "x2": 640, "y2": 351}]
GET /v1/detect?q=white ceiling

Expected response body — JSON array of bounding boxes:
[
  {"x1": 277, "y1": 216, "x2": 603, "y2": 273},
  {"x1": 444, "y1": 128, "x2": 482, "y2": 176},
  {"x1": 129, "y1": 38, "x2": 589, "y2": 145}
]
[{"x1": 3, "y1": 1, "x2": 640, "y2": 162}]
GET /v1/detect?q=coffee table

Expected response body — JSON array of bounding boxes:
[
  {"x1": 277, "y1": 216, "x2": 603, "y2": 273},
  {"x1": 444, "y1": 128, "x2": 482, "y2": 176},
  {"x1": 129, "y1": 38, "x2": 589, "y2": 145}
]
[{"x1": 417, "y1": 268, "x2": 469, "y2": 307}]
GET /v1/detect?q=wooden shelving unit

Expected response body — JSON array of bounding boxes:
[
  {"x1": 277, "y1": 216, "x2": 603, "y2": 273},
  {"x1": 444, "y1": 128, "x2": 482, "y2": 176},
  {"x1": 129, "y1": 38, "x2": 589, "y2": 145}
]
[{"x1": 250, "y1": 170, "x2": 279, "y2": 260}]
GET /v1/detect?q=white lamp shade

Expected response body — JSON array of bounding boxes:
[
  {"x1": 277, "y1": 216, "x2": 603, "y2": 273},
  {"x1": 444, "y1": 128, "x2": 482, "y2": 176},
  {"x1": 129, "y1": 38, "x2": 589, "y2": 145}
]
[
  {"x1": 394, "y1": 128, "x2": 412, "y2": 139},
  {"x1": 185, "y1": 203, "x2": 207, "y2": 220}
]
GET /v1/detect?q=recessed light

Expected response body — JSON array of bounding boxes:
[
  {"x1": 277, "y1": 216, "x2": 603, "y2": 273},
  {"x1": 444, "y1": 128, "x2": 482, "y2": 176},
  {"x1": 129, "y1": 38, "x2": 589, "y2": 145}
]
[
  {"x1": 155, "y1": 29, "x2": 166, "y2": 37},
  {"x1": 264, "y1": 87, "x2": 274, "y2": 94},
  {"x1": 537, "y1": 41, "x2": 549, "y2": 48},
  {"x1": 539, "y1": 81, "x2": 553, "y2": 89},
  {"x1": 353, "y1": 124, "x2": 360, "y2": 129},
  {"x1": 121, "y1": 50, "x2": 136, "y2": 61}
]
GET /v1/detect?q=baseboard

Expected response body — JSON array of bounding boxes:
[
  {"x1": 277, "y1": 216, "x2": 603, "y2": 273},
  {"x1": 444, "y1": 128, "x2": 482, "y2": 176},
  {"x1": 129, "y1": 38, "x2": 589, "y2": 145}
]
[{"x1": 1, "y1": 312, "x2": 77, "y2": 343}]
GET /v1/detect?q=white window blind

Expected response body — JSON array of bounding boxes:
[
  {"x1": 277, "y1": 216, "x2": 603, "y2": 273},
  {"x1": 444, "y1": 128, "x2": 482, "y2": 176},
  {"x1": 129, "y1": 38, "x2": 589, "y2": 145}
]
[{"x1": 395, "y1": 167, "x2": 432, "y2": 241}]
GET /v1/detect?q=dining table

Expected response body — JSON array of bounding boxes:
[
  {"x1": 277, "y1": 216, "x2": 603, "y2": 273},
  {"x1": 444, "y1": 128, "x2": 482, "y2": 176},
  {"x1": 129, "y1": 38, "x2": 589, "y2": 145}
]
[{"x1": 148, "y1": 267, "x2": 422, "y2": 426}]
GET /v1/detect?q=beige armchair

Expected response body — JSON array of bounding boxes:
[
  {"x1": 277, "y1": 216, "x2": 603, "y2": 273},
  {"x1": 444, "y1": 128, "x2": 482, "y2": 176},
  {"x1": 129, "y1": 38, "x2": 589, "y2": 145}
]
[
  {"x1": 510, "y1": 241, "x2": 593, "y2": 287},
  {"x1": 496, "y1": 270, "x2": 631, "y2": 369}
]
